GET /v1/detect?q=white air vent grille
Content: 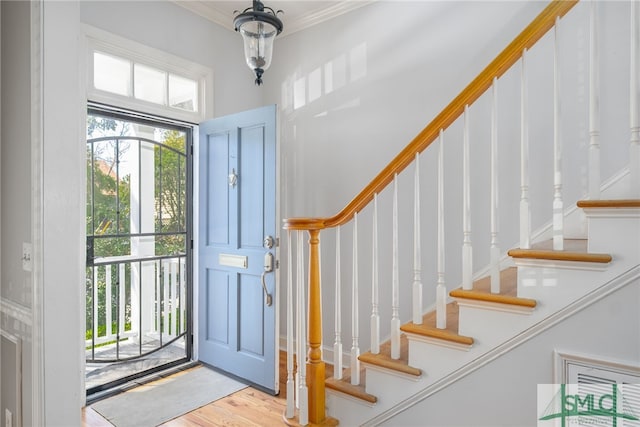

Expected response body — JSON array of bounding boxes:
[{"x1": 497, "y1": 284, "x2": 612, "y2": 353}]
[{"x1": 558, "y1": 352, "x2": 640, "y2": 427}]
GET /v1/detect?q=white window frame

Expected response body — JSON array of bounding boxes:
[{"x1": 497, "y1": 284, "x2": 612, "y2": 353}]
[{"x1": 83, "y1": 24, "x2": 213, "y2": 123}]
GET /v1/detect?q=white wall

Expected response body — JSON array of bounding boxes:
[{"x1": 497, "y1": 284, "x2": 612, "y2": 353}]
[
  {"x1": 1, "y1": 0, "x2": 32, "y2": 308},
  {"x1": 265, "y1": 1, "x2": 632, "y2": 358},
  {"x1": 42, "y1": 2, "x2": 84, "y2": 424},
  {"x1": 1, "y1": 1, "x2": 34, "y2": 425},
  {"x1": 383, "y1": 277, "x2": 640, "y2": 426}
]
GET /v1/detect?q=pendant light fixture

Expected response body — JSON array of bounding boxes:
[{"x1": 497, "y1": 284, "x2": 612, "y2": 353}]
[{"x1": 233, "y1": 0, "x2": 284, "y2": 86}]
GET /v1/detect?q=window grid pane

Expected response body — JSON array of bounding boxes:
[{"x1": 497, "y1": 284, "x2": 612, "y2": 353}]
[
  {"x1": 134, "y1": 64, "x2": 167, "y2": 106},
  {"x1": 169, "y1": 74, "x2": 198, "y2": 112},
  {"x1": 94, "y1": 52, "x2": 132, "y2": 97}
]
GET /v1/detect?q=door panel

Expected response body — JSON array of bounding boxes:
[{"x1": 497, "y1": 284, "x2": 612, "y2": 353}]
[
  {"x1": 206, "y1": 269, "x2": 229, "y2": 345},
  {"x1": 206, "y1": 132, "x2": 230, "y2": 245},
  {"x1": 239, "y1": 273, "x2": 265, "y2": 356},
  {"x1": 198, "y1": 105, "x2": 277, "y2": 393},
  {"x1": 239, "y1": 128, "x2": 265, "y2": 248}
]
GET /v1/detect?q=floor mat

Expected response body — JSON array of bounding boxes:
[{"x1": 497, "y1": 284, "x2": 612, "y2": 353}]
[{"x1": 91, "y1": 366, "x2": 247, "y2": 426}]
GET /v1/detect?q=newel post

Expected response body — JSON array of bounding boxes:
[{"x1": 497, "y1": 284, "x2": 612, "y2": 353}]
[{"x1": 307, "y1": 228, "x2": 326, "y2": 424}]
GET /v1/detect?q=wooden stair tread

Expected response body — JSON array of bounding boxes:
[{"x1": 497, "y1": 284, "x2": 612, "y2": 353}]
[
  {"x1": 508, "y1": 239, "x2": 612, "y2": 263},
  {"x1": 577, "y1": 199, "x2": 640, "y2": 208},
  {"x1": 400, "y1": 301, "x2": 474, "y2": 346},
  {"x1": 325, "y1": 368, "x2": 377, "y2": 404},
  {"x1": 358, "y1": 336, "x2": 422, "y2": 377},
  {"x1": 449, "y1": 267, "x2": 537, "y2": 308}
]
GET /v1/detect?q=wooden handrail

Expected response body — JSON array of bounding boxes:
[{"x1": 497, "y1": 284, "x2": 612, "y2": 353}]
[{"x1": 283, "y1": 0, "x2": 578, "y2": 232}]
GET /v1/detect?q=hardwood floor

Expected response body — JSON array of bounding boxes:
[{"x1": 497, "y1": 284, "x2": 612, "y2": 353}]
[{"x1": 82, "y1": 352, "x2": 306, "y2": 427}]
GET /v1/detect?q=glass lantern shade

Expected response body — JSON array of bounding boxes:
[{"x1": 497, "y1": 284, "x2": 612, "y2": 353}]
[
  {"x1": 239, "y1": 21, "x2": 277, "y2": 72},
  {"x1": 233, "y1": 0, "x2": 283, "y2": 85}
]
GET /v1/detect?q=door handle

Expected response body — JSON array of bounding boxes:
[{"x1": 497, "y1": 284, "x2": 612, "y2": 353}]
[{"x1": 261, "y1": 252, "x2": 274, "y2": 306}]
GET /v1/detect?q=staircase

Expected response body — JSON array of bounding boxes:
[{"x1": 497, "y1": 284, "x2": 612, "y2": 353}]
[{"x1": 282, "y1": 1, "x2": 640, "y2": 426}]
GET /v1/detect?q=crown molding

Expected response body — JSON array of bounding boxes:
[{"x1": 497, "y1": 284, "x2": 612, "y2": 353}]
[
  {"x1": 286, "y1": 1, "x2": 374, "y2": 35},
  {"x1": 174, "y1": 1, "x2": 375, "y2": 37}
]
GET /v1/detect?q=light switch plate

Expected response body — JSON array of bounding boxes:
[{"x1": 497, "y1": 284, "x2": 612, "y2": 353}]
[{"x1": 22, "y1": 242, "x2": 32, "y2": 272}]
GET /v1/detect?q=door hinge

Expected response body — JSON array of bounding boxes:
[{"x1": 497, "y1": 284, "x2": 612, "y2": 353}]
[
  {"x1": 190, "y1": 239, "x2": 194, "y2": 249},
  {"x1": 190, "y1": 144, "x2": 193, "y2": 155}
]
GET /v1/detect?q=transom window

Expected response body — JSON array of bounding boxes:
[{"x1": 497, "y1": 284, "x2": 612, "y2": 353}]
[
  {"x1": 93, "y1": 51, "x2": 199, "y2": 113},
  {"x1": 84, "y1": 25, "x2": 212, "y2": 123}
]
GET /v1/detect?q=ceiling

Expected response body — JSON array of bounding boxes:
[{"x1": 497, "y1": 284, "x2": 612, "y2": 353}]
[{"x1": 174, "y1": 1, "x2": 373, "y2": 36}]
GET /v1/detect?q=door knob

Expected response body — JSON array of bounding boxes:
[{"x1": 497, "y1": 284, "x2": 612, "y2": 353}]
[{"x1": 264, "y1": 235, "x2": 275, "y2": 249}]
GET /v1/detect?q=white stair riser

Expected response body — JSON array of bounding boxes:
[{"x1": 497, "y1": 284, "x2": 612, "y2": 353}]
[
  {"x1": 457, "y1": 305, "x2": 533, "y2": 345},
  {"x1": 326, "y1": 392, "x2": 374, "y2": 426},
  {"x1": 517, "y1": 266, "x2": 611, "y2": 303},
  {"x1": 584, "y1": 213, "x2": 640, "y2": 258},
  {"x1": 406, "y1": 339, "x2": 474, "y2": 379},
  {"x1": 363, "y1": 365, "x2": 423, "y2": 396}
]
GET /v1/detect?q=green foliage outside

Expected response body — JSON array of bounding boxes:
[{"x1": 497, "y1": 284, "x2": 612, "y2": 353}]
[
  {"x1": 155, "y1": 129, "x2": 187, "y2": 256},
  {"x1": 85, "y1": 116, "x2": 187, "y2": 345}
]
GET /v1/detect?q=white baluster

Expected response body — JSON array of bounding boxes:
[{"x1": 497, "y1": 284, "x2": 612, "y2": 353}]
[
  {"x1": 490, "y1": 77, "x2": 501, "y2": 294},
  {"x1": 589, "y1": 0, "x2": 601, "y2": 200},
  {"x1": 462, "y1": 105, "x2": 474, "y2": 290},
  {"x1": 371, "y1": 194, "x2": 380, "y2": 354},
  {"x1": 296, "y1": 231, "x2": 308, "y2": 425},
  {"x1": 412, "y1": 153, "x2": 423, "y2": 325},
  {"x1": 351, "y1": 213, "x2": 361, "y2": 385},
  {"x1": 163, "y1": 260, "x2": 170, "y2": 336},
  {"x1": 520, "y1": 49, "x2": 532, "y2": 249},
  {"x1": 106, "y1": 264, "x2": 112, "y2": 339},
  {"x1": 180, "y1": 258, "x2": 186, "y2": 334},
  {"x1": 437, "y1": 130, "x2": 447, "y2": 329},
  {"x1": 286, "y1": 231, "x2": 295, "y2": 419},
  {"x1": 93, "y1": 267, "x2": 99, "y2": 341},
  {"x1": 295, "y1": 232, "x2": 301, "y2": 409},
  {"x1": 333, "y1": 226, "x2": 343, "y2": 379},
  {"x1": 171, "y1": 260, "x2": 178, "y2": 336},
  {"x1": 119, "y1": 263, "x2": 125, "y2": 335},
  {"x1": 156, "y1": 260, "x2": 161, "y2": 335},
  {"x1": 553, "y1": 16, "x2": 564, "y2": 251},
  {"x1": 630, "y1": 0, "x2": 640, "y2": 197},
  {"x1": 391, "y1": 174, "x2": 401, "y2": 360}
]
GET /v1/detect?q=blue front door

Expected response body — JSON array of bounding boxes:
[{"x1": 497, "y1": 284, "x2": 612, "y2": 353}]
[{"x1": 198, "y1": 105, "x2": 277, "y2": 393}]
